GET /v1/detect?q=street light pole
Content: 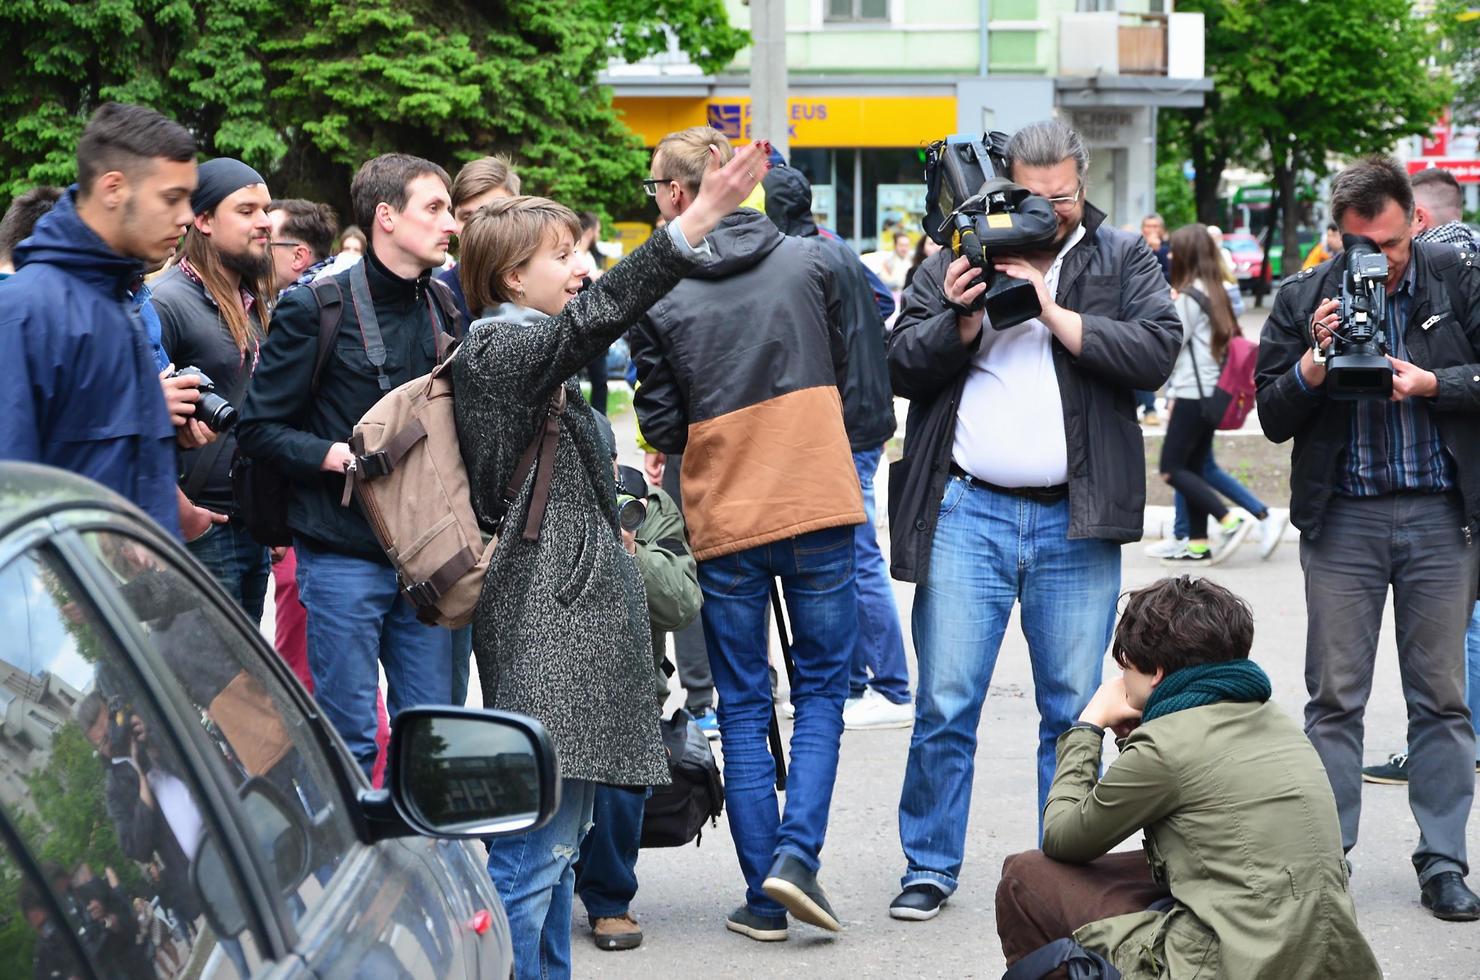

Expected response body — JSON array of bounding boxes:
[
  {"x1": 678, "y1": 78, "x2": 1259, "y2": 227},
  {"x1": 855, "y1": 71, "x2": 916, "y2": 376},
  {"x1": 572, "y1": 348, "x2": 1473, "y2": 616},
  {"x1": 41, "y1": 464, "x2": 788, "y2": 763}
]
[{"x1": 749, "y1": 0, "x2": 789, "y2": 160}]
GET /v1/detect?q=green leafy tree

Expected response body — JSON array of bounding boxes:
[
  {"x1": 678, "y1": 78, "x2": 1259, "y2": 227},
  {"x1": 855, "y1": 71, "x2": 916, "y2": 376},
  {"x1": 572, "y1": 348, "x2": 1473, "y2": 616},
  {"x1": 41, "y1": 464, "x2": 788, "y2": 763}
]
[
  {"x1": 0, "y1": 0, "x2": 747, "y2": 221},
  {"x1": 1434, "y1": 1, "x2": 1480, "y2": 128},
  {"x1": 1162, "y1": 0, "x2": 1448, "y2": 266}
]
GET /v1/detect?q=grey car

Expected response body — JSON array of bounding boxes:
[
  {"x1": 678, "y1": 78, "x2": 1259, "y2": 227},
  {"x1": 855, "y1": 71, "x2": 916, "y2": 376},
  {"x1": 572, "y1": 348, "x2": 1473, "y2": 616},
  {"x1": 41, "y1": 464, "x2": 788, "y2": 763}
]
[{"x1": 0, "y1": 462, "x2": 559, "y2": 979}]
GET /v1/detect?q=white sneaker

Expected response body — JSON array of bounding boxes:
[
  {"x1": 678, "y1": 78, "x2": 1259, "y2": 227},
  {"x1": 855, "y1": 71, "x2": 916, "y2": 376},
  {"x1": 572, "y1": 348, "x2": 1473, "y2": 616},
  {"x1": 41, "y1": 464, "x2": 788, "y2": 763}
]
[
  {"x1": 843, "y1": 688, "x2": 914, "y2": 731},
  {"x1": 1257, "y1": 513, "x2": 1288, "y2": 559},
  {"x1": 1209, "y1": 515, "x2": 1252, "y2": 565},
  {"x1": 1144, "y1": 537, "x2": 1189, "y2": 559}
]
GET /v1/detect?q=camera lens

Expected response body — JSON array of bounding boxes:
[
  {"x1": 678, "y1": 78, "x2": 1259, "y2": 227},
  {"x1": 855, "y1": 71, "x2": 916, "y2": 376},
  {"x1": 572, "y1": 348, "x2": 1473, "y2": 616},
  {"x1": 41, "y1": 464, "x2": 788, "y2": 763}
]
[
  {"x1": 618, "y1": 497, "x2": 647, "y2": 533},
  {"x1": 196, "y1": 393, "x2": 238, "y2": 433}
]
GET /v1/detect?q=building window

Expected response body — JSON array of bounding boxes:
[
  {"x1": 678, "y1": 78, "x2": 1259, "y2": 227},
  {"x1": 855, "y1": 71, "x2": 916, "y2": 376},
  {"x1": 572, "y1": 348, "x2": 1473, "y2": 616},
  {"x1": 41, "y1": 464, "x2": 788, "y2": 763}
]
[{"x1": 826, "y1": 0, "x2": 889, "y2": 23}]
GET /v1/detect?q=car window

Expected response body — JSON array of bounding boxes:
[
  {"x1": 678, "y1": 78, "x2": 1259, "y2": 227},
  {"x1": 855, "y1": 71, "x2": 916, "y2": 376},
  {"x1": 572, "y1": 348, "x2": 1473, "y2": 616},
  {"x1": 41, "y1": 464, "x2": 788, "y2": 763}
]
[
  {"x1": 81, "y1": 530, "x2": 360, "y2": 930},
  {"x1": 0, "y1": 543, "x2": 262, "y2": 978}
]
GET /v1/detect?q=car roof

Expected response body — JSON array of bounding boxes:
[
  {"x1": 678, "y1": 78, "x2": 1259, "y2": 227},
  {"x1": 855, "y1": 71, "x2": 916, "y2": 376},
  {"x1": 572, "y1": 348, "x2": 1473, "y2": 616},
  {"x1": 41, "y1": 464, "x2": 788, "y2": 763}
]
[{"x1": 0, "y1": 462, "x2": 136, "y2": 536}]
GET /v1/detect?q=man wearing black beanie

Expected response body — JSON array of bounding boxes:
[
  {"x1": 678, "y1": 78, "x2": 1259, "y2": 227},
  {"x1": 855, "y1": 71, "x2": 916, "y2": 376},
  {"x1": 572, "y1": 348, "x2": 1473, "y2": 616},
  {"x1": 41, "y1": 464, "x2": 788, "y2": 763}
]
[
  {"x1": 152, "y1": 157, "x2": 275, "y2": 621},
  {"x1": 238, "y1": 154, "x2": 462, "y2": 779}
]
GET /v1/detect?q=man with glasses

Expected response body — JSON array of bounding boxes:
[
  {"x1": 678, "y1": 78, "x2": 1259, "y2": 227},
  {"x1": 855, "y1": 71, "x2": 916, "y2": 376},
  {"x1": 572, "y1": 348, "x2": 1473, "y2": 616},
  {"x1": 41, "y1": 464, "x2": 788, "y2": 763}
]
[
  {"x1": 267, "y1": 198, "x2": 340, "y2": 297},
  {"x1": 884, "y1": 118, "x2": 1181, "y2": 922}
]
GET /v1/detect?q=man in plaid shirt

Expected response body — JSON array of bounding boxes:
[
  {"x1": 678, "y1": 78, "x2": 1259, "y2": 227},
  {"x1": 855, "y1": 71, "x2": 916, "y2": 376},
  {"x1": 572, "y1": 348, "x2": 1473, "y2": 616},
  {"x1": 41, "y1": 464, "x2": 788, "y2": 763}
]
[{"x1": 1413, "y1": 167, "x2": 1480, "y2": 252}]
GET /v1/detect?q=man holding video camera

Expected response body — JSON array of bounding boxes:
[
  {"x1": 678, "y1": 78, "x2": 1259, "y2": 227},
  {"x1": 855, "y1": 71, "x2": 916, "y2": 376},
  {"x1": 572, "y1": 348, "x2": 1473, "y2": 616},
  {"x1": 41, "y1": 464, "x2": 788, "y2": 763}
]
[
  {"x1": 885, "y1": 118, "x2": 1180, "y2": 921},
  {"x1": 1256, "y1": 156, "x2": 1480, "y2": 921}
]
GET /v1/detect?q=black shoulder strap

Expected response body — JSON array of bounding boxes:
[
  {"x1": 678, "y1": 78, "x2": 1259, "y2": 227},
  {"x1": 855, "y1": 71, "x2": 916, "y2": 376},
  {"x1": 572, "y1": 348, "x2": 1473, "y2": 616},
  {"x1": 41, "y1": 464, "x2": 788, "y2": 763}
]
[
  {"x1": 346, "y1": 259, "x2": 391, "y2": 391},
  {"x1": 1001, "y1": 938, "x2": 1121, "y2": 980},
  {"x1": 428, "y1": 276, "x2": 465, "y2": 340},
  {"x1": 308, "y1": 277, "x2": 344, "y2": 393}
]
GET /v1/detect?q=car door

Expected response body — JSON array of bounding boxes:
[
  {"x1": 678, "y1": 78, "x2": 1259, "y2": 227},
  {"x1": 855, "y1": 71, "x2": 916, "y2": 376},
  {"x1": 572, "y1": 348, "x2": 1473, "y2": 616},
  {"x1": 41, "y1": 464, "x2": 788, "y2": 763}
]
[
  {"x1": 58, "y1": 514, "x2": 478, "y2": 980},
  {"x1": 0, "y1": 521, "x2": 280, "y2": 979}
]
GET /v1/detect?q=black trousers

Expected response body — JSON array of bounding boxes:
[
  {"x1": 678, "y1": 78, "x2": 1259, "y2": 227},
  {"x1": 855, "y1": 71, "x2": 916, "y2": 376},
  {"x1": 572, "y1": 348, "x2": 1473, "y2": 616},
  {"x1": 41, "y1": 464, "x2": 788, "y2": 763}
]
[
  {"x1": 1158, "y1": 397, "x2": 1228, "y2": 540},
  {"x1": 586, "y1": 353, "x2": 608, "y2": 415}
]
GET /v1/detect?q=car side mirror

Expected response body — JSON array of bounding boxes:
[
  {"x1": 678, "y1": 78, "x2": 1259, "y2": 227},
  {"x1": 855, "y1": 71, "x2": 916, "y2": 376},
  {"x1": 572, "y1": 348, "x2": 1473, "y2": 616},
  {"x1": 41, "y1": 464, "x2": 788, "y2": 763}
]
[
  {"x1": 388, "y1": 707, "x2": 559, "y2": 838},
  {"x1": 190, "y1": 835, "x2": 247, "y2": 940}
]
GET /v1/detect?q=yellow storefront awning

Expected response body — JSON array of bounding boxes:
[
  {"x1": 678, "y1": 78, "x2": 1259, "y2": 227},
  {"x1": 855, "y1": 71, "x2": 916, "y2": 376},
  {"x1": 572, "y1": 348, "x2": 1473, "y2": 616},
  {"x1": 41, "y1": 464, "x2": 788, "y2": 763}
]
[{"x1": 614, "y1": 95, "x2": 958, "y2": 149}]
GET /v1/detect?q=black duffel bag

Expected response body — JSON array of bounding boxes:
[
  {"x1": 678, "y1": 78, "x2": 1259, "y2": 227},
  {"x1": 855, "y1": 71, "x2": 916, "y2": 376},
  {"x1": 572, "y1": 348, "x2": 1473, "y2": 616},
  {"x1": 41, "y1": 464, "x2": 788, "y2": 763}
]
[{"x1": 641, "y1": 708, "x2": 723, "y2": 848}]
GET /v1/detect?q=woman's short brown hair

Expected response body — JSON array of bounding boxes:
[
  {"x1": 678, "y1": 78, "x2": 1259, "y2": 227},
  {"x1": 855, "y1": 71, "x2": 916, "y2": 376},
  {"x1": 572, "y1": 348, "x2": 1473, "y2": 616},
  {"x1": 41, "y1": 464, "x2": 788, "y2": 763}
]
[
  {"x1": 1112, "y1": 576, "x2": 1254, "y2": 675},
  {"x1": 459, "y1": 196, "x2": 582, "y2": 314}
]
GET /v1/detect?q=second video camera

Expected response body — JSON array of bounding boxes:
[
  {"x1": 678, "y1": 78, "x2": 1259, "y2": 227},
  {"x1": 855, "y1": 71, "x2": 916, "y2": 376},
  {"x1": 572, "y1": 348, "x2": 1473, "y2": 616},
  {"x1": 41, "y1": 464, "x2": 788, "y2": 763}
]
[
  {"x1": 1324, "y1": 234, "x2": 1393, "y2": 400},
  {"x1": 923, "y1": 132, "x2": 1060, "y2": 330}
]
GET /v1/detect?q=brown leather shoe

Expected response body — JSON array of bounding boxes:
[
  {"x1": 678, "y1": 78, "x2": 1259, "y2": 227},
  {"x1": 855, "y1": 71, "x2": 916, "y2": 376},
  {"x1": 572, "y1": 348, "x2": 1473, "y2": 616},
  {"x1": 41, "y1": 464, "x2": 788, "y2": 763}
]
[{"x1": 591, "y1": 913, "x2": 643, "y2": 951}]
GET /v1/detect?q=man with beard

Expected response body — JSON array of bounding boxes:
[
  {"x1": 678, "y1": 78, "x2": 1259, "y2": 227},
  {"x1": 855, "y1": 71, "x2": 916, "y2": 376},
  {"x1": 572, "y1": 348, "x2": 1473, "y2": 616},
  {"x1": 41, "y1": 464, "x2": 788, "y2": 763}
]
[
  {"x1": 0, "y1": 103, "x2": 197, "y2": 535},
  {"x1": 152, "y1": 158, "x2": 275, "y2": 619},
  {"x1": 885, "y1": 119, "x2": 1181, "y2": 921}
]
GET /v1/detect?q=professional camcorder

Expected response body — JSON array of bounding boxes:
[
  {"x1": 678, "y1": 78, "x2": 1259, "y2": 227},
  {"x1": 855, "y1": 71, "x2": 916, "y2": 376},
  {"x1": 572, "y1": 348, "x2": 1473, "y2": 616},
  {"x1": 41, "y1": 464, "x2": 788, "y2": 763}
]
[
  {"x1": 1323, "y1": 234, "x2": 1393, "y2": 400},
  {"x1": 923, "y1": 132, "x2": 1060, "y2": 330},
  {"x1": 170, "y1": 365, "x2": 238, "y2": 433}
]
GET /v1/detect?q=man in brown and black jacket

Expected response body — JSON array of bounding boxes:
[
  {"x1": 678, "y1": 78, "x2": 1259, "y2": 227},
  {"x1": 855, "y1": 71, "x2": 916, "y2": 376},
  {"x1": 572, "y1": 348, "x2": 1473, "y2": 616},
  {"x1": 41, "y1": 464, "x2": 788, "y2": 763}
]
[{"x1": 630, "y1": 125, "x2": 864, "y2": 942}]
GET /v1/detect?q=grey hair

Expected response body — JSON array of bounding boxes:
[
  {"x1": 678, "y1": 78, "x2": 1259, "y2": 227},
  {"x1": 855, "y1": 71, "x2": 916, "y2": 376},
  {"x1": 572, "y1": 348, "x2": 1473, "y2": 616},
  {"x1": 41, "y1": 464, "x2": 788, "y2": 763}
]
[{"x1": 1005, "y1": 119, "x2": 1091, "y2": 180}]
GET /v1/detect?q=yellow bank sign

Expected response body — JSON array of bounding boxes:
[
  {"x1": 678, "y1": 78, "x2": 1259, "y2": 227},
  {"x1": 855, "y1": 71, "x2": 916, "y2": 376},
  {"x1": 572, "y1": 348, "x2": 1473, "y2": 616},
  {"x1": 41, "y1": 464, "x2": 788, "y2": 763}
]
[{"x1": 614, "y1": 96, "x2": 957, "y2": 149}]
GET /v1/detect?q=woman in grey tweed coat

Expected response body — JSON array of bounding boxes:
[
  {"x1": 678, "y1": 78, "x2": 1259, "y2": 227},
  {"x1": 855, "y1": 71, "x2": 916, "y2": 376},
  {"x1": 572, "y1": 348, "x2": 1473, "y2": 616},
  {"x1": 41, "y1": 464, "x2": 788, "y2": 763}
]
[{"x1": 450, "y1": 140, "x2": 770, "y2": 980}]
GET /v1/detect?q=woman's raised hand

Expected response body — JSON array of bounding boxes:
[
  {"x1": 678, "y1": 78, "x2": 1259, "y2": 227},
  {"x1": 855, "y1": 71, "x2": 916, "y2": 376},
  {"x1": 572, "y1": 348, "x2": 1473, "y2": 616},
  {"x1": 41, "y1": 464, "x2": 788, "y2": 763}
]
[{"x1": 680, "y1": 139, "x2": 773, "y2": 246}]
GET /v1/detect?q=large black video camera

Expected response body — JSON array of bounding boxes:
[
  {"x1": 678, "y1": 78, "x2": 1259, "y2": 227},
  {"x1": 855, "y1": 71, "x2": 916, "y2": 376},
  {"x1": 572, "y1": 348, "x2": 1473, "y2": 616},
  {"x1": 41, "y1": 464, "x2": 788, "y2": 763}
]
[
  {"x1": 1323, "y1": 234, "x2": 1393, "y2": 400},
  {"x1": 923, "y1": 132, "x2": 1060, "y2": 330}
]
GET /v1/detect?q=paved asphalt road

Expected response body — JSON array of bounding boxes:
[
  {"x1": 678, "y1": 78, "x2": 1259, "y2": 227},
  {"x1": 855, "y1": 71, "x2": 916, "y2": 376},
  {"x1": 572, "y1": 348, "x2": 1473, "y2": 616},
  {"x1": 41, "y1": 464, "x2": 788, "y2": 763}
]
[{"x1": 558, "y1": 400, "x2": 1480, "y2": 980}]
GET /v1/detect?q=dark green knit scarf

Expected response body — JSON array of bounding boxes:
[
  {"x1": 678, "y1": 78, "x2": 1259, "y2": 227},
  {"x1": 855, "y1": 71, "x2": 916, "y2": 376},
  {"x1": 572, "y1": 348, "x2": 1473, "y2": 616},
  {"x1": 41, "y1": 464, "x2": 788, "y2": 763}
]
[{"x1": 1140, "y1": 660, "x2": 1272, "y2": 723}]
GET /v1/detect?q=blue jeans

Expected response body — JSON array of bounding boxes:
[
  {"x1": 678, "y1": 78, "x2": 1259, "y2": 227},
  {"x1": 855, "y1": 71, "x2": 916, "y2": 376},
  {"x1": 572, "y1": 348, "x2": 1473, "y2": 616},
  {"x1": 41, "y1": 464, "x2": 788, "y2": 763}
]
[
  {"x1": 899, "y1": 478, "x2": 1120, "y2": 895},
  {"x1": 187, "y1": 521, "x2": 269, "y2": 623},
  {"x1": 294, "y1": 540, "x2": 454, "y2": 779},
  {"x1": 1172, "y1": 450, "x2": 1268, "y2": 539},
  {"x1": 698, "y1": 524, "x2": 857, "y2": 918},
  {"x1": 575, "y1": 785, "x2": 646, "y2": 919},
  {"x1": 1463, "y1": 603, "x2": 1480, "y2": 762},
  {"x1": 450, "y1": 625, "x2": 473, "y2": 706},
  {"x1": 1135, "y1": 389, "x2": 1157, "y2": 414},
  {"x1": 487, "y1": 778, "x2": 597, "y2": 980},
  {"x1": 849, "y1": 447, "x2": 911, "y2": 703}
]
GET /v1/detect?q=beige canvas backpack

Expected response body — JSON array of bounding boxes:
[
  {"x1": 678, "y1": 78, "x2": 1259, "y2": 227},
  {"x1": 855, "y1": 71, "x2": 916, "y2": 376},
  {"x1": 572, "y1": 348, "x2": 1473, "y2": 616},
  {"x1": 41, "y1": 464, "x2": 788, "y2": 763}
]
[{"x1": 343, "y1": 354, "x2": 565, "y2": 628}]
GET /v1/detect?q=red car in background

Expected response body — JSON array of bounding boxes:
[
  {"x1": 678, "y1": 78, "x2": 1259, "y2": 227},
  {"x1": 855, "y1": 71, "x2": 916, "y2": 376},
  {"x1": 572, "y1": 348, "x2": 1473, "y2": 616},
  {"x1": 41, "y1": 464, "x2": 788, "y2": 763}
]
[{"x1": 1224, "y1": 233, "x2": 1266, "y2": 287}]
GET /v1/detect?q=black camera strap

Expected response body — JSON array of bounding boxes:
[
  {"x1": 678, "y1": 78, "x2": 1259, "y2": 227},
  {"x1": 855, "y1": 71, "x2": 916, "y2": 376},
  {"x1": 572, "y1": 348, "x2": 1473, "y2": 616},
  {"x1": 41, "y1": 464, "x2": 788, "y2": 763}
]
[
  {"x1": 181, "y1": 354, "x2": 254, "y2": 505},
  {"x1": 347, "y1": 259, "x2": 393, "y2": 392}
]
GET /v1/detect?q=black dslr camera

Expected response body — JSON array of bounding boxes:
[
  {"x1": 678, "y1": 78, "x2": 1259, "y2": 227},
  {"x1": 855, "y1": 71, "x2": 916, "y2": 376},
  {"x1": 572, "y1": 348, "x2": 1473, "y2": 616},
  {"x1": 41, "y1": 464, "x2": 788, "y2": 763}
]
[
  {"x1": 170, "y1": 365, "x2": 238, "y2": 433},
  {"x1": 1323, "y1": 235, "x2": 1393, "y2": 400},
  {"x1": 105, "y1": 695, "x2": 134, "y2": 758},
  {"x1": 923, "y1": 132, "x2": 1060, "y2": 330},
  {"x1": 616, "y1": 465, "x2": 648, "y2": 533}
]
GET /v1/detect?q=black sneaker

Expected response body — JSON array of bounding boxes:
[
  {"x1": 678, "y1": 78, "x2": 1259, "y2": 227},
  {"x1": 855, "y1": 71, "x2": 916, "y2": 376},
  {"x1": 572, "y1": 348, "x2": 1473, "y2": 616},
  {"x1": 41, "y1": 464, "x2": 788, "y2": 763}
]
[
  {"x1": 889, "y1": 883, "x2": 948, "y2": 921},
  {"x1": 1362, "y1": 752, "x2": 1409, "y2": 785},
  {"x1": 725, "y1": 905, "x2": 788, "y2": 942},
  {"x1": 761, "y1": 855, "x2": 842, "y2": 932}
]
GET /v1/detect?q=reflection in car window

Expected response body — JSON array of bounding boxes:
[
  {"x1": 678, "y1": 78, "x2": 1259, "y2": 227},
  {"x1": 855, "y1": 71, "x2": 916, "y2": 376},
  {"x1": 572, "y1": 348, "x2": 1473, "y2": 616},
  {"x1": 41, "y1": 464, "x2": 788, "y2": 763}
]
[
  {"x1": 0, "y1": 546, "x2": 258, "y2": 978},
  {"x1": 82, "y1": 531, "x2": 358, "y2": 929}
]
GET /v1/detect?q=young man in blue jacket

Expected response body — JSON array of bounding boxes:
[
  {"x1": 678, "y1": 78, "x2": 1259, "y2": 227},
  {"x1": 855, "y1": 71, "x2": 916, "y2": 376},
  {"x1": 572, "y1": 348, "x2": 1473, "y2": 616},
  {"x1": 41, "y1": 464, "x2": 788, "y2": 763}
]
[{"x1": 0, "y1": 103, "x2": 197, "y2": 534}]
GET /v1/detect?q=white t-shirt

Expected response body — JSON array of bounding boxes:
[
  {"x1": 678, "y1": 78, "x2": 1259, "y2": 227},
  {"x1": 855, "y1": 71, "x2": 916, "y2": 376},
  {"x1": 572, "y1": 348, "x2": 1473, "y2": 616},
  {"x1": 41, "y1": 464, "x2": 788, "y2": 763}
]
[
  {"x1": 114, "y1": 756, "x2": 204, "y2": 861},
  {"x1": 950, "y1": 223, "x2": 1086, "y2": 487}
]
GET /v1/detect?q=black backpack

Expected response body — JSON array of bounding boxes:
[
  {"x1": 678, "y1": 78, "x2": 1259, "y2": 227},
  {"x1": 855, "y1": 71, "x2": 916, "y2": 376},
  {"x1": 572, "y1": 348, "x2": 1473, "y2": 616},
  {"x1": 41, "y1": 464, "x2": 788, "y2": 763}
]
[{"x1": 641, "y1": 708, "x2": 724, "y2": 848}]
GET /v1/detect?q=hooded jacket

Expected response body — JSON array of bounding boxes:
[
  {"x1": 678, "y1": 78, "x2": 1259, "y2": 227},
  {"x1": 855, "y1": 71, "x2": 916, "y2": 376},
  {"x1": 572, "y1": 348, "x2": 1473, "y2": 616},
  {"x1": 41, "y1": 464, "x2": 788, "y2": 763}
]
[
  {"x1": 766, "y1": 165, "x2": 897, "y2": 452},
  {"x1": 0, "y1": 189, "x2": 180, "y2": 536},
  {"x1": 630, "y1": 209, "x2": 865, "y2": 560},
  {"x1": 885, "y1": 204, "x2": 1180, "y2": 582}
]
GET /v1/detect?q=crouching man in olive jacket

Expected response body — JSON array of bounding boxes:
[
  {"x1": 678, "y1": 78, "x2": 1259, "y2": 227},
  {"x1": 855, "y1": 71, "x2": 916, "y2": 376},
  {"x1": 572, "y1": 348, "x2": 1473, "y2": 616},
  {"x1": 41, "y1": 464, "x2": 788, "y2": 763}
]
[{"x1": 996, "y1": 577, "x2": 1381, "y2": 980}]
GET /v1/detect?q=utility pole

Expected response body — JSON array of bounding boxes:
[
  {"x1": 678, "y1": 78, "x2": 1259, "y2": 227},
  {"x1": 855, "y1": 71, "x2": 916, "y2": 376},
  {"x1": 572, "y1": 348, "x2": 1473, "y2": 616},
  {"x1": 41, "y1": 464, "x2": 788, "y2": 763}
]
[{"x1": 749, "y1": 0, "x2": 789, "y2": 160}]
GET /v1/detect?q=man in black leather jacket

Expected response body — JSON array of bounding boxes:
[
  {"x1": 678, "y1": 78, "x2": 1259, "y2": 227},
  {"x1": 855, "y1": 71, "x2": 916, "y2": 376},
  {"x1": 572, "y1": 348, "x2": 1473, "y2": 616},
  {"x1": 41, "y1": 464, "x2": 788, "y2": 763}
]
[
  {"x1": 1255, "y1": 155, "x2": 1480, "y2": 921},
  {"x1": 884, "y1": 119, "x2": 1179, "y2": 923}
]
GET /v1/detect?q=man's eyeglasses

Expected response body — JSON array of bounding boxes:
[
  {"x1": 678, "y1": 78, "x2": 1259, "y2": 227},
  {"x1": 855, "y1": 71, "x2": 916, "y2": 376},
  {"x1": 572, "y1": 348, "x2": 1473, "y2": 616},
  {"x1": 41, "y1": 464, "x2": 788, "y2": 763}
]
[
  {"x1": 1044, "y1": 187, "x2": 1083, "y2": 213},
  {"x1": 641, "y1": 178, "x2": 676, "y2": 198},
  {"x1": 268, "y1": 240, "x2": 303, "y2": 250}
]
